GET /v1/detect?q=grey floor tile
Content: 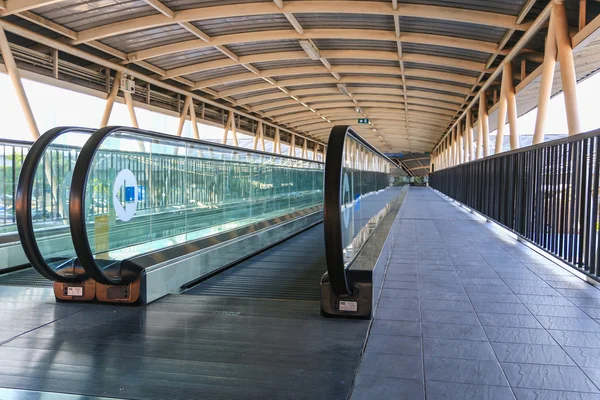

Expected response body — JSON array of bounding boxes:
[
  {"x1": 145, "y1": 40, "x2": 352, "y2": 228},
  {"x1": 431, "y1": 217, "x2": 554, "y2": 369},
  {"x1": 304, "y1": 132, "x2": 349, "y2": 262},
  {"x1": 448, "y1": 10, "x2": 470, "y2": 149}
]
[
  {"x1": 564, "y1": 347, "x2": 600, "y2": 368},
  {"x1": 513, "y1": 388, "x2": 600, "y2": 400},
  {"x1": 517, "y1": 295, "x2": 574, "y2": 306},
  {"x1": 383, "y1": 280, "x2": 418, "y2": 290},
  {"x1": 380, "y1": 288, "x2": 419, "y2": 299},
  {"x1": 364, "y1": 334, "x2": 422, "y2": 356},
  {"x1": 421, "y1": 310, "x2": 480, "y2": 325},
  {"x1": 536, "y1": 316, "x2": 600, "y2": 332},
  {"x1": 526, "y1": 304, "x2": 589, "y2": 318},
  {"x1": 351, "y1": 375, "x2": 424, "y2": 400},
  {"x1": 478, "y1": 313, "x2": 542, "y2": 328},
  {"x1": 557, "y1": 288, "x2": 600, "y2": 299},
  {"x1": 548, "y1": 330, "x2": 600, "y2": 347},
  {"x1": 425, "y1": 357, "x2": 509, "y2": 386},
  {"x1": 501, "y1": 363, "x2": 599, "y2": 392},
  {"x1": 371, "y1": 319, "x2": 421, "y2": 337},
  {"x1": 473, "y1": 302, "x2": 532, "y2": 315},
  {"x1": 581, "y1": 367, "x2": 600, "y2": 391},
  {"x1": 375, "y1": 307, "x2": 421, "y2": 322},
  {"x1": 421, "y1": 300, "x2": 474, "y2": 312},
  {"x1": 483, "y1": 327, "x2": 556, "y2": 345},
  {"x1": 468, "y1": 293, "x2": 522, "y2": 304},
  {"x1": 358, "y1": 352, "x2": 423, "y2": 380},
  {"x1": 580, "y1": 308, "x2": 600, "y2": 320},
  {"x1": 464, "y1": 284, "x2": 515, "y2": 294},
  {"x1": 509, "y1": 286, "x2": 561, "y2": 296},
  {"x1": 422, "y1": 322, "x2": 488, "y2": 341},
  {"x1": 377, "y1": 297, "x2": 420, "y2": 310},
  {"x1": 419, "y1": 290, "x2": 470, "y2": 301},
  {"x1": 426, "y1": 381, "x2": 516, "y2": 400},
  {"x1": 491, "y1": 343, "x2": 575, "y2": 366},
  {"x1": 423, "y1": 338, "x2": 496, "y2": 360}
]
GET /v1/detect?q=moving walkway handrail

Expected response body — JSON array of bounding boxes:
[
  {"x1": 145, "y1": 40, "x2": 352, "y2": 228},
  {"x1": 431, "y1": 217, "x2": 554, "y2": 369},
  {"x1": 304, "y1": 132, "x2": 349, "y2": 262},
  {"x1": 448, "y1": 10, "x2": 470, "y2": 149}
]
[
  {"x1": 69, "y1": 126, "x2": 324, "y2": 286},
  {"x1": 323, "y1": 125, "x2": 404, "y2": 296},
  {"x1": 15, "y1": 126, "x2": 94, "y2": 282}
]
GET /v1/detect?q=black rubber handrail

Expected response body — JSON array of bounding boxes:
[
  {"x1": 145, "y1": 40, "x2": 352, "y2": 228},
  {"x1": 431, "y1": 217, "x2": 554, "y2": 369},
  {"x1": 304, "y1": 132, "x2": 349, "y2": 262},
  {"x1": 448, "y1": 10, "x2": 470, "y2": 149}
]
[
  {"x1": 15, "y1": 126, "x2": 94, "y2": 282},
  {"x1": 69, "y1": 126, "x2": 325, "y2": 285},
  {"x1": 323, "y1": 125, "x2": 403, "y2": 296}
]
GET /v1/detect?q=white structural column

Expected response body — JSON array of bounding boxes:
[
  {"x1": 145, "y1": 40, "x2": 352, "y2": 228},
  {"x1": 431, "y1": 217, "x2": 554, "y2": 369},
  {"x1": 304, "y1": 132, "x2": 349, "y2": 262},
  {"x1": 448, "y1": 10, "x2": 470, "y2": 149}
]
[
  {"x1": 533, "y1": 8, "x2": 557, "y2": 144},
  {"x1": 504, "y1": 62, "x2": 519, "y2": 150},
  {"x1": 476, "y1": 114, "x2": 483, "y2": 159},
  {"x1": 554, "y1": 0, "x2": 581, "y2": 135},
  {"x1": 480, "y1": 90, "x2": 490, "y2": 157},
  {"x1": 0, "y1": 26, "x2": 40, "y2": 139},
  {"x1": 100, "y1": 70, "x2": 123, "y2": 128}
]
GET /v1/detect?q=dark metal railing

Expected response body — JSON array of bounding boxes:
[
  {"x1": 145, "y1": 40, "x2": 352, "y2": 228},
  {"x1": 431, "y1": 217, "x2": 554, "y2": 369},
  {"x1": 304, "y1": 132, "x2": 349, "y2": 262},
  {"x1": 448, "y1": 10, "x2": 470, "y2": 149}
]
[
  {"x1": 430, "y1": 128, "x2": 600, "y2": 280},
  {"x1": 1, "y1": 139, "x2": 31, "y2": 231}
]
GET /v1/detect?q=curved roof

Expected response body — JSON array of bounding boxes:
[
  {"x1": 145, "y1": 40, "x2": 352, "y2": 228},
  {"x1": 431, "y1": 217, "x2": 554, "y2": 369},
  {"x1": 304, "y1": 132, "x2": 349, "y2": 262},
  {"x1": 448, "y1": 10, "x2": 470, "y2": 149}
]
[{"x1": 0, "y1": 0, "x2": 564, "y2": 152}]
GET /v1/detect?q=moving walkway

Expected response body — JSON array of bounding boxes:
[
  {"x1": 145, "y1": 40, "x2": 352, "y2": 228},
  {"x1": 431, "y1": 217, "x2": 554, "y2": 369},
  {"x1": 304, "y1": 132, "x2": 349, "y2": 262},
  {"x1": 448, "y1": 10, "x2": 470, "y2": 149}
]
[{"x1": 13, "y1": 125, "x2": 407, "y2": 317}]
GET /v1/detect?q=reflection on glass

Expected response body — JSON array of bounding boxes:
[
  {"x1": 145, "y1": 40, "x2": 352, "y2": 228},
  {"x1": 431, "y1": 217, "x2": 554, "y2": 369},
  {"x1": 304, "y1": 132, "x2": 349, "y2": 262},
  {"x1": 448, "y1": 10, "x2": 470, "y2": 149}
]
[
  {"x1": 0, "y1": 141, "x2": 30, "y2": 234},
  {"x1": 31, "y1": 131, "x2": 91, "y2": 272},
  {"x1": 339, "y1": 136, "x2": 407, "y2": 267},
  {"x1": 82, "y1": 131, "x2": 324, "y2": 264}
]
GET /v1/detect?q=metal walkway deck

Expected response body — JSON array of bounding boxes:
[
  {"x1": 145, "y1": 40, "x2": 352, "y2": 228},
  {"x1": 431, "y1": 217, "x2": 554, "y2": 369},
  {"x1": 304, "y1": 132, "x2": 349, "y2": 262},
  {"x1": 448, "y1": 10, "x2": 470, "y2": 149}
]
[
  {"x1": 185, "y1": 224, "x2": 326, "y2": 301},
  {"x1": 352, "y1": 187, "x2": 600, "y2": 400},
  {"x1": 0, "y1": 224, "x2": 367, "y2": 400}
]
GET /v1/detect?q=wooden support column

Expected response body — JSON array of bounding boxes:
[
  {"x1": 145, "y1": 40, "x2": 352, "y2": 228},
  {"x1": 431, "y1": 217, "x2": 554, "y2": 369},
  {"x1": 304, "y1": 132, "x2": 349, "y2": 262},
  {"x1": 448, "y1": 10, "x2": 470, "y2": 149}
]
[
  {"x1": 123, "y1": 91, "x2": 139, "y2": 128},
  {"x1": 289, "y1": 133, "x2": 295, "y2": 156},
  {"x1": 52, "y1": 49, "x2": 59, "y2": 79},
  {"x1": 454, "y1": 126, "x2": 459, "y2": 166},
  {"x1": 188, "y1": 97, "x2": 199, "y2": 139},
  {"x1": 533, "y1": 10, "x2": 557, "y2": 144},
  {"x1": 231, "y1": 111, "x2": 239, "y2": 147},
  {"x1": 222, "y1": 110, "x2": 239, "y2": 146},
  {"x1": 100, "y1": 70, "x2": 123, "y2": 128},
  {"x1": 457, "y1": 122, "x2": 466, "y2": 164},
  {"x1": 177, "y1": 95, "x2": 191, "y2": 137},
  {"x1": 222, "y1": 110, "x2": 232, "y2": 144},
  {"x1": 554, "y1": 0, "x2": 581, "y2": 135},
  {"x1": 274, "y1": 128, "x2": 281, "y2": 154},
  {"x1": 466, "y1": 108, "x2": 474, "y2": 162},
  {"x1": 302, "y1": 139, "x2": 308, "y2": 159},
  {"x1": 496, "y1": 66, "x2": 510, "y2": 154},
  {"x1": 504, "y1": 62, "x2": 519, "y2": 150},
  {"x1": 253, "y1": 122, "x2": 261, "y2": 150},
  {"x1": 0, "y1": 27, "x2": 40, "y2": 139},
  {"x1": 480, "y1": 91, "x2": 490, "y2": 157}
]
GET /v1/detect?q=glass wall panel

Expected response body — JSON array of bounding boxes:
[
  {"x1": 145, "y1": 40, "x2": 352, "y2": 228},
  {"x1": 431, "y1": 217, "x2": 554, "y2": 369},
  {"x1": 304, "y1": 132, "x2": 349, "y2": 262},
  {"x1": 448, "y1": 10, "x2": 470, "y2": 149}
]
[
  {"x1": 339, "y1": 136, "x2": 407, "y2": 268},
  {"x1": 81, "y1": 129, "x2": 324, "y2": 263}
]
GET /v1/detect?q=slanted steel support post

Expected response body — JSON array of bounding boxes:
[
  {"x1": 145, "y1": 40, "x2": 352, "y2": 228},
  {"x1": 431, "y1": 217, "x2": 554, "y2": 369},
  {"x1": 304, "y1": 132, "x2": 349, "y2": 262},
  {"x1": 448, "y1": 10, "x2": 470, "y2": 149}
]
[{"x1": 0, "y1": 27, "x2": 40, "y2": 139}]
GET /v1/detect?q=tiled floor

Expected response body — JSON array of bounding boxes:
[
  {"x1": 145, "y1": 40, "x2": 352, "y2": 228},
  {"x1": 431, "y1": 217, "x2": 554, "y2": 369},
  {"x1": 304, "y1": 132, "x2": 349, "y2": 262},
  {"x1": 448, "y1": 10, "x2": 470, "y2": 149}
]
[{"x1": 352, "y1": 187, "x2": 600, "y2": 400}]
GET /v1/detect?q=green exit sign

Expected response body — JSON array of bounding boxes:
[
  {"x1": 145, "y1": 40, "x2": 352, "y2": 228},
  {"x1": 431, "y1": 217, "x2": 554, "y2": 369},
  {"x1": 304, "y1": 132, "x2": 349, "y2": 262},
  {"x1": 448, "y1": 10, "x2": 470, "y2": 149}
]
[{"x1": 358, "y1": 118, "x2": 370, "y2": 124}]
